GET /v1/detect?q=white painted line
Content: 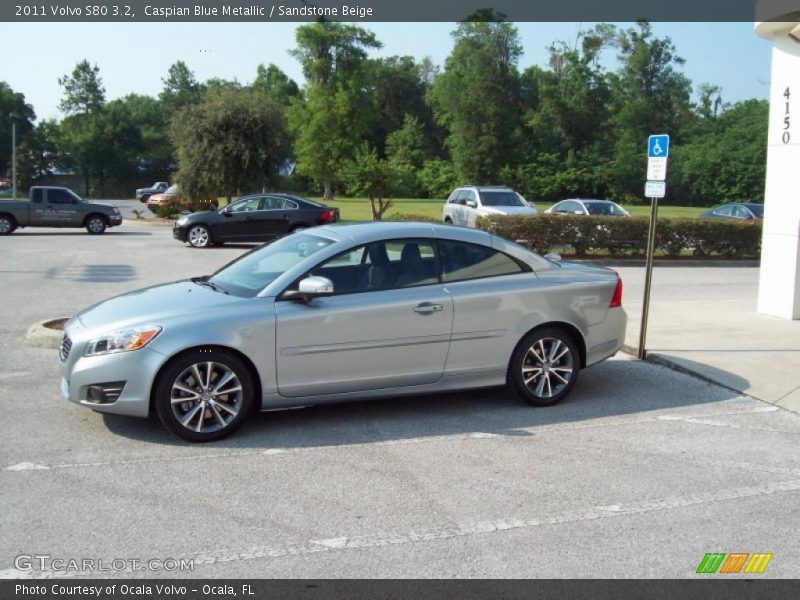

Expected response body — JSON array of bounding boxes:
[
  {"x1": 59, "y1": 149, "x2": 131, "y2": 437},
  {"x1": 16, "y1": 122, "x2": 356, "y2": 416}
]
[
  {"x1": 4, "y1": 462, "x2": 50, "y2": 471},
  {"x1": 12, "y1": 477, "x2": 800, "y2": 579}
]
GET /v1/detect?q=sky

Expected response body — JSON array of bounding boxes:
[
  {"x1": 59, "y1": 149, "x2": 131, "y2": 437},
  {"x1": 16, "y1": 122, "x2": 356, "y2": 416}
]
[{"x1": 0, "y1": 21, "x2": 773, "y2": 121}]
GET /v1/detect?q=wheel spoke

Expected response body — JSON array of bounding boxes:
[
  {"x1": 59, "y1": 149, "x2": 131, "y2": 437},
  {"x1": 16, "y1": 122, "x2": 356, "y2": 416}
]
[
  {"x1": 209, "y1": 402, "x2": 226, "y2": 427},
  {"x1": 213, "y1": 385, "x2": 241, "y2": 398},
  {"x1": 212, "y1": 371, "x2": 236, "y2": 393},
  {"x1": 214, "y1": 401, "x2": 238, "y2": 417},
  {"x1": 204, "y1": 362, "x2": 214, "y2": 389},
  {"x1": 190, "y1": 364, "x2": 204, "y2": 388},
  {"x1": 195, "y1": 407, "x2": 205, "y2": 432},
  {"x1": 548, "y1": 340, "x2": 562, "y2": 362},
  {"x1": 180, "y1": 404, "x2": 202, "y2": 427},
  {"x1": 544, "y1": 372, "x2": 553, "y2": 397},
  {"x1": 172, "y1": 383, "x2": 200, "y2": 399},
  {"x1": 523, "y1": 369, "x2": 542, "y2": 385},
  {"x1": 534, "y1": 373, "x2": 546, "y2": 396},
  {"x1": 552, "y1": 347, "x2": 570, "y2": 363},
  {"x1": 550, "y1": 370, "x2": 569, "y2": 385}
]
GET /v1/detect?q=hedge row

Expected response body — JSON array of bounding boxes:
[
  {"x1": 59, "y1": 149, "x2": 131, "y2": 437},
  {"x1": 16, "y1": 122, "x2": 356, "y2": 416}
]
[{"x1": 475, "y1": 214, "x2": 762, "y2": 258}]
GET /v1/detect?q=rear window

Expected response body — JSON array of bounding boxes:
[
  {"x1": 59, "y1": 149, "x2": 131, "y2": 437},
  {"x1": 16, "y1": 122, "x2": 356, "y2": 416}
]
[
  {"x1": 748, "y1": 204, "x2": 764, "y2": 218},
  {"x1": 584, "y1": 201, "x2": 627, "y2": 216},
  {"x1": 438, "y1": 240, "x2": 524, "y2": 283},
  {"x1": 480, "y1": 191, "x2": 526, "y2": 207}
]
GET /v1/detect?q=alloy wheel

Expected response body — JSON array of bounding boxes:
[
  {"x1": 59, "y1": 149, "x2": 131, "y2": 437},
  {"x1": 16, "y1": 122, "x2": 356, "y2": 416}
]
[
  {"x1": 170, "y1": 361, "x2": 243, "y2": 434},
  {"x1": 521, "y1": 337, "x2": 574, "y2": 398},
  {"x1": 188, "y1": 226, "x2": 210, "y2": 247},
  {"x1": 87, "y1": 217, "x2": 105, "y2": 233},
  {"x1": 0, "y1": 217, "x2": 12, "y2": 233}
]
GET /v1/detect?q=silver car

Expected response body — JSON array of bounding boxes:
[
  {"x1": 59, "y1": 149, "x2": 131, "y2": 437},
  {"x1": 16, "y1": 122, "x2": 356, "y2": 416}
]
[{"x1": 59, "y1": 222, "x2": 626, "y2": 442}]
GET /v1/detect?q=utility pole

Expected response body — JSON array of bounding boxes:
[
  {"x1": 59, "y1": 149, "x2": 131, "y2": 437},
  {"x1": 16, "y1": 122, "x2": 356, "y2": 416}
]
[{"x1": 10, "y1": 112, "x2": 18, "y2": 201}]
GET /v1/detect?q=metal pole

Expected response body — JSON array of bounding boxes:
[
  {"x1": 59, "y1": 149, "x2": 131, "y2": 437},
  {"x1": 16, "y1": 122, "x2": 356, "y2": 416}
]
[
  {"x1": 11, "y1": 119, "x2": 17, "y2": 201},
  {"x1": 638, "y1": 195, "x2": 659, "y2": 359}
]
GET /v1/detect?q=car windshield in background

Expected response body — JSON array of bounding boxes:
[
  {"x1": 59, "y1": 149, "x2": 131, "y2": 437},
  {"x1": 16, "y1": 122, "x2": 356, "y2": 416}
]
[
  {"x1": 480, "y1": 191, "x2": 527, "y2": 207},
  {"x1": 584, "y1": 201, "x2": 627, "y2": 216},
  {"x1": 165, "y1": 185, "x2": 179, "y2": 194},
  {"x1": 748, "y1": 204, "x2": 764, "y2": 218},
  {"x1": 209, "y1": 233, "x2": 335, "y2": 297}
]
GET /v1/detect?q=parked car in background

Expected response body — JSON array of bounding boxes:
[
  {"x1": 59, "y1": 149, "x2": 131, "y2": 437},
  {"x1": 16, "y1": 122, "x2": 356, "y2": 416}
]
[
  {"x1": 59, "y1": 221, "x2": 626, "y2": 441},
  {"x1": 172, "y1": 193, "x2": 339, "y2": 247},
  {"x1": 135, "y1": 181, "x2": 169, "y2": 203},
  {"x1": 145, "y1": 184, "x2": 190, "y2": 213},
  {"x1": 0, "y1": 186, "x2": 122, "y2": 235},
  {"x1": 443, "y1": 185, "x2": 538, "y2": 228},
  {"x1": 546, "y1": 199, "x2": 631, "y2": 217},
  {"x1": 700, "y1": 203, "x2": 763, "y2": 221}
]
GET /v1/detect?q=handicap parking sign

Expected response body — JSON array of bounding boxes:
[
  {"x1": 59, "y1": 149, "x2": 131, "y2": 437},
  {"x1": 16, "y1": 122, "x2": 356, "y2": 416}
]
[{"x1": 648, "y1": 134, "x2": 670, "y2": 158}]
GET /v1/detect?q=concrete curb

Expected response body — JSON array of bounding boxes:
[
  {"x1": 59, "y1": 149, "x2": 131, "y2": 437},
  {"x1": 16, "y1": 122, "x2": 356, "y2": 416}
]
[
  {"x1": 122, "y1": 219, "x2": 174, "y2": 227},
  {"x1": 25, "y1": 318, "x2": 68, "y2": 349}
]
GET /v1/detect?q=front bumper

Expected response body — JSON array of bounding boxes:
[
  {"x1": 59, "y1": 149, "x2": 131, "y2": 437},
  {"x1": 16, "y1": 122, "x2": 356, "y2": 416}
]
[
  {"x1": 60, "y1": 336, "x2": 166, "y2": 418},
  {"x1": 172, "y1": 224, "x2": 188, "y2": 242},
  {"x1": 109, "y1": 214, "x2": 123, "y2": 227}
]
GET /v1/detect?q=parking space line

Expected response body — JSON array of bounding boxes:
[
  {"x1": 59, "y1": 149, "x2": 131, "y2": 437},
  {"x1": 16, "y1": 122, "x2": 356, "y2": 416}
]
[{"x1": 13, "y1": 477, "x2": 800, "y2": 578}]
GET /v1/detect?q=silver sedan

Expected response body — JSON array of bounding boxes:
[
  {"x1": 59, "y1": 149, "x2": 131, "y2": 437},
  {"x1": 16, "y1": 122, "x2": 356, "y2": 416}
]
[{"x1": 59, "y1": 222, "x2": 627, "y2": 442}]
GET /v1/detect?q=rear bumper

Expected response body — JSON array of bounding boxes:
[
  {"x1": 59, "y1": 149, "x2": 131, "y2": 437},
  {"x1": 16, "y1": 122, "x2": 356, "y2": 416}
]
[{"x1": 584, "y1": 307, "x2": 627, "y2": 367}]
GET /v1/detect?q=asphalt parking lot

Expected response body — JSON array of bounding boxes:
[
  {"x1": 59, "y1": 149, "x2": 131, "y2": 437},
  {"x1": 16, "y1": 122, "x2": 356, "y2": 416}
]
[{"x1": 2, "y1": 224, "x2": 800, "y2": 578}]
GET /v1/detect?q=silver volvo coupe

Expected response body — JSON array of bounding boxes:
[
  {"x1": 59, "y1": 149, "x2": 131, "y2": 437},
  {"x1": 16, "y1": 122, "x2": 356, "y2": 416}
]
[{"x1": 59, "y1": 222, "x2": 626, "y2": 442}]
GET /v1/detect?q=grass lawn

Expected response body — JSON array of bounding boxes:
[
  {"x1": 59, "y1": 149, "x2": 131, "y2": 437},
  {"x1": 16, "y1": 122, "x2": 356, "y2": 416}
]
[{"x1": 217, "y1": 196, "x2": 708, "y2": 222}]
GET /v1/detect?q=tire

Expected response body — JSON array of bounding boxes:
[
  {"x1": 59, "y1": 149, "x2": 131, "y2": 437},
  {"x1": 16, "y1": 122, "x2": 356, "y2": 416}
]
[
  {"x1": 154, "y1": 348, "x2": 255, "y2": 442},
  {"x1": 444, "y1": 217, "x2": 453, "y2": 224},
  {"x1": 85, "y1": 214, "x2": 107, "y2": 235},
  {"x1": 508, "y1": 327, "x2": 580, "y2": 407},
  {"x1": 0, "y1": 214, "x2": 16, "y2": 235},
  {"x1": 140, "y1": 195, "x2": 150, "y2": 203},
  {"x1": 187, "y1": 225, "x2": 212, "y2": 248}
]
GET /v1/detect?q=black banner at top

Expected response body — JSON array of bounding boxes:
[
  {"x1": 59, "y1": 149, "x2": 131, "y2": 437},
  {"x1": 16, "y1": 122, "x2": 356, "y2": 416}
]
[{"x1": 2, "y1": 0, "x2": 800, "y2": 23}]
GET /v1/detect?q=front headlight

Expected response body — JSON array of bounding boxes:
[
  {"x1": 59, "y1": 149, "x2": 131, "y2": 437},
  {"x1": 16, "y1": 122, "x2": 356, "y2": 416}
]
[
  {"x1": 84, "y1": 325, "x2": 162, "y2": 357},
  {"x1": 112, "y1": 207, "x2": 120, "y2": 214},
  {"x1": 176, "y1": 216, "x2": 188, "y2": 226}
]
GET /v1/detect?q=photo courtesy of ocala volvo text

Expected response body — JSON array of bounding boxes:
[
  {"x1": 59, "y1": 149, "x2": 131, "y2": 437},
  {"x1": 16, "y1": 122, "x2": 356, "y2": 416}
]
[{"x1": 58, "y1": 222, "x2": 626, "y2": 442}]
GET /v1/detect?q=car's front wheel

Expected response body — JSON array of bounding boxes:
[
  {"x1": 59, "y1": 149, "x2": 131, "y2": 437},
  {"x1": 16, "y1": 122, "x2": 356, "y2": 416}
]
[
  {"x1": 154, "y1": 349, "x2": 255, "y2": 442},
  {"x1": 509, "y1": 327, "x2": 580, "y2": 407},
  {"x1": 187, "y1": 225, "x2": 212, "y2": 248},
  {"x1": 85, "y1": 215, "x2": 107, "y2": 235},
  {"x1": 0, "y1": 214, "x2": 17, "y2": 235}
]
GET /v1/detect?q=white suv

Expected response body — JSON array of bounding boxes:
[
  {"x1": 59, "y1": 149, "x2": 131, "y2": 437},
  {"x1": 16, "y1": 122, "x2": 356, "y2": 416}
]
[{"x1": 442, "y1": 186, "x2": 538, "y2": 228}]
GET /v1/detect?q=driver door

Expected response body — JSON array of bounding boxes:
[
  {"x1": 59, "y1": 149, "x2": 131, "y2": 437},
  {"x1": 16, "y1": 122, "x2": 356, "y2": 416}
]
[
  {"x1": 274, "y1": 239, "x2": 453, "y2": 398},
  {"x1": 214, "y1": 196, "x2": 264, "y2": 241}
]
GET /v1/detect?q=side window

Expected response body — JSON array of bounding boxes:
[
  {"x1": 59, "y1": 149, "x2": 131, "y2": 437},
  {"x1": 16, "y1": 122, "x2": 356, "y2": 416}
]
[
  {"x1": 282, "y1": 199, "x2": 299, "y2": 210},
  {"x1": 229, "y1": 197, "x2": 262, "y2": 212},
  {"x1": 47, "y1": 189, "x2": 73, "y2": 204},
  {"x1": 714, "y1": 206, "x2": 733, "y2": 216},
  {"x1": 32, "y1": 189, "x2": 43, "y2": 203},
  {"x1": 438, "y1": 240, "x2": 523, "y2": 283},
  {"x1": 262, "y1": 196, "x2": 285, "y2": 210},
  {"x1": 309, "y1": 239, "x2": 438, "y2": 295},
  {"x1": 732, "y1": 206, "x2": 750, "y2": 218},
  {"x1": 463, "y1": 191, "x2": 478, "y2": 206}
]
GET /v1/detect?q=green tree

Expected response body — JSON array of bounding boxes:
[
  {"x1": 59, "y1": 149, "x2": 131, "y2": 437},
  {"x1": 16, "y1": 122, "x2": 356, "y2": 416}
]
[
  {"x1": 289, "y1": 21, "x2": 382, "y2": 198},
  {"x1": 160, "y1": 61, "x2": 206, "y2": 114},
  {"x1": 57, "y1": 60, "x2": 105, "y2": 115},
  {"x1": 117, "y1": 94, "x2": 173, "y2": 183},
  {"x1": 170, "y1": 89, "x2": 288, "y2": 203},
  {"x1": 253, "y1": 64, "x2": 299, "y2": 106},
  {"x1": 17, "y1": 119, "x2": 61, "y2": 189},
  {"x1": 428, "y1": 16, "x2": 523, "y2": 183},
  {"x1": 0, "y1": 82, "x2": 36, "y2": 181},
  {"x1": 341, "y1": 143, "x2": 399, "y2": 220}
]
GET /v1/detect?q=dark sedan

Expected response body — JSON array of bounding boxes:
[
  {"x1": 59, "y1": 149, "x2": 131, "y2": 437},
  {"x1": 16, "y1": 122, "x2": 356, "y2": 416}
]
[
  {"x1": 173, "y1": 193, "x2": 339, "y2": 248},
  {"x1": 701, "y1": 203, "x2": 764, "y2": 221}
]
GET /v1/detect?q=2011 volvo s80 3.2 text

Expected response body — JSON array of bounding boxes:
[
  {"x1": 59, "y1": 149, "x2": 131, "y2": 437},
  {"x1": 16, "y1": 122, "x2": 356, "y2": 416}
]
[{"x1": 59, "y1": 222, "x2": 626, "y2": 442}]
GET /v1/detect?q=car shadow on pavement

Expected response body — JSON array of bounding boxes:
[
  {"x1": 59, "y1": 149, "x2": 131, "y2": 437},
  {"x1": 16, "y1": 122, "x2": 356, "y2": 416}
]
[{"x1": 100, "y1": 358, "x2": 753, "y2": 448}]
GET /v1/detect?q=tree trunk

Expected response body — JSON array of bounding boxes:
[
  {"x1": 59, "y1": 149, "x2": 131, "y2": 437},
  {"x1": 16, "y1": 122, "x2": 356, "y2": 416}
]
[
  {"x1": 370, "y1": 194, "x2": 380, "y2": 221},
  {"x1": 323, "y1": 177, "x2": 332, "y2": 200}
]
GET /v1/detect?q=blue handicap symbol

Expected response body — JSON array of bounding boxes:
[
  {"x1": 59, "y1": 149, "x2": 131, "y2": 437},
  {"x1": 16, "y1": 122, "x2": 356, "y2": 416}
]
[{"x1": 648, "y1": 134, "x2": 670, "y2": 158}]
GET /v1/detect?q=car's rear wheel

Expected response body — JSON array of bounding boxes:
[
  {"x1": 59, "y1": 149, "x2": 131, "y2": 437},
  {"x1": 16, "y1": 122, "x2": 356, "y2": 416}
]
[
  {"x1": 509, "y1": 327, "x2": 580, "y2": 407},
  {"x1": 0, "y1": 214, "x2": 16, "y2": 235},
  {"x1": 154, "y1": 349, "x2": 255, "y2": 442},
  {"x1": 187, "y1": 225, "x2": 211, "y2": 248},
  {"x1": 85, "y1": 215, "x2": 107, "y2": 235},
  {"x1": 140, "y1": 194, "x2": 150, "y2": 203}
]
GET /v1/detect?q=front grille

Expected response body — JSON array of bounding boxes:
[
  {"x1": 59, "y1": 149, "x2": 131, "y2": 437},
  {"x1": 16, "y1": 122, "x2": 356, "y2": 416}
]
[{"x1": 59, "y1": 334, "x2": 72, "y2": 362}]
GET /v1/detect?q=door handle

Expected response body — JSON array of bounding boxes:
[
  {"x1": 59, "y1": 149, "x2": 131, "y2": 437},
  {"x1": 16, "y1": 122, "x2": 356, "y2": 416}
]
[{"x1": 412, "y1": 303, "x2": 443, "y2": 315}]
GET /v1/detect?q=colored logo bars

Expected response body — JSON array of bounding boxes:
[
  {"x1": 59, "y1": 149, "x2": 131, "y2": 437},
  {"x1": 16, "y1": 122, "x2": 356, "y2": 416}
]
[{"x1": 696, "y1": 552, "x2": 773, "y2": 574}]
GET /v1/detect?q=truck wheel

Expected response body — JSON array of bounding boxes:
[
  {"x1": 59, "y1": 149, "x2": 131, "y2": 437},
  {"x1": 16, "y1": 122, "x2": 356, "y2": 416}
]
[
  {"x1": 85, "y1": 215, "x2": 107, "y2": 235},
  {"x1": 0, "y1": 214, "x2": 16, "y2": 235}
]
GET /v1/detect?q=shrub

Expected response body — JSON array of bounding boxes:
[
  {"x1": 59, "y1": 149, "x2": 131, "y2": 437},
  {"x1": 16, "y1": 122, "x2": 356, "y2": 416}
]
[
  {"x1": 156, "y1": 203, "x2": 181, "y2": 220},
  {"x1": 476, "y1": 214, "x2": 761, "y2": 259},
  {"x1": 384, "y1": 212, "x2": 438, "y2": 223}
]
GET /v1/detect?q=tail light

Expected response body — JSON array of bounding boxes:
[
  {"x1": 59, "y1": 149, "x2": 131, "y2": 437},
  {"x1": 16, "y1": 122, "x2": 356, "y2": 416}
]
[
  {"x1": 319, "y1": 209, "x2": 336, "y2": 223},
  {"x1": 609, "y1": 274, "x2": 623, "y2": 308}
]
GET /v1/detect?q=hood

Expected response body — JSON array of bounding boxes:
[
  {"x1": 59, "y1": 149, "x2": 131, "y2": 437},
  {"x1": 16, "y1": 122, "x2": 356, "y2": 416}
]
[
  {"x1": 85, "y1": 201, "x2": 116, "y2": 211},
  {"x1": 75, "y1": 280, "x2": 246, "y2": 331},
  {"x1": 481, "y1": 206, "x2": 538, "y2": 216}
]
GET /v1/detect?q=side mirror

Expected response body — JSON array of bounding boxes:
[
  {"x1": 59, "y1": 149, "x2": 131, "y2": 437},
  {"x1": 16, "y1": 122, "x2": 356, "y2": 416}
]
[
  {"x1": 544, "y1": 252, "x2": 562, "y2": 263},
  {"x1": 222, "y1": 208, "x2": 231, "y2": 217},
  {"x1": 283, "y1": 276, "x2": 334, "y2": 302},
  {"x1": 466, "y1": 199, "x2": 478, "y2": 208}
]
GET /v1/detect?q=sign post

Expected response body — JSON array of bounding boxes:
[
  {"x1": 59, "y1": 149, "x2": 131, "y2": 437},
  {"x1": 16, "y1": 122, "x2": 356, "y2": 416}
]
[{"x1": 638, "y1": 134, "x2": 669, "y2": 359}]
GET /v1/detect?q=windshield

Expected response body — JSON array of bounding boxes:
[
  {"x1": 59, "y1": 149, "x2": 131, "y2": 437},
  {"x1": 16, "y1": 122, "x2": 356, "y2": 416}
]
[
  {"x1": 747, "y1": 204, "x2": 764, "y2": 218},
  {"x1": 585, "y1": 201, "x2": 627, "y2": 216},
  {"x1": 208, "y1": 233, "x2": 335, "y2": 297},
  {"x1": 480, "y1": 191, "x2": 527, "y2": 207},
  {"x1": 165, "y1": 184, "x2": 179, "y2": 194}
]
